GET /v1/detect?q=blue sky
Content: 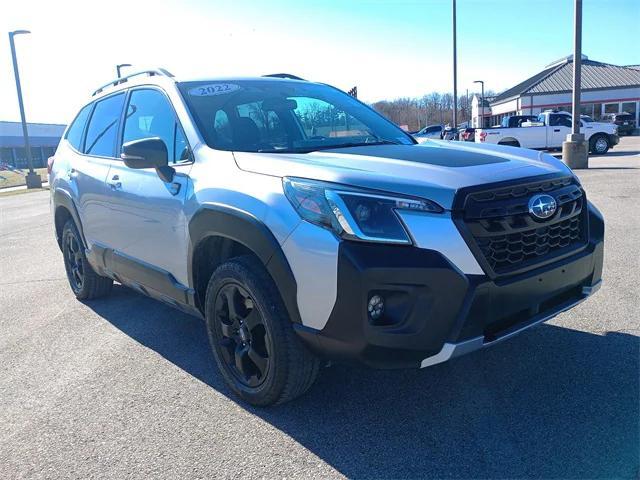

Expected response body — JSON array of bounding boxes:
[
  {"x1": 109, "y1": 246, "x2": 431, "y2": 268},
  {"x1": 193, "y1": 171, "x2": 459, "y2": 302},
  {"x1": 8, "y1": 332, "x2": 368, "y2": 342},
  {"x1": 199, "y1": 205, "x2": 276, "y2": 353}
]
[{"x1": 1, "y1": 0, "x2": 638, "y2": 123}]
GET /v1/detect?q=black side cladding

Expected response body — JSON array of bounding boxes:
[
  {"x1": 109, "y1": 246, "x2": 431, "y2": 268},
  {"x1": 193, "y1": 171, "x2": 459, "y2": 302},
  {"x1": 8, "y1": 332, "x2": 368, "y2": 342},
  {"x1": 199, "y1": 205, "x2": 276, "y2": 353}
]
[
  {"x1": 187, "y1": 205, "x2": 302, "y2": 324},
  {"x1": 53, "y1": 188, "x2": 86, "y2": 249}
]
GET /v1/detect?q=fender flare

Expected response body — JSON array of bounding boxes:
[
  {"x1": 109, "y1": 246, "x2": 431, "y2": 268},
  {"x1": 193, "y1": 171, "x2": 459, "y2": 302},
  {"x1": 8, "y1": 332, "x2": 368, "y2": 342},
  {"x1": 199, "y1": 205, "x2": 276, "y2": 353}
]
[
  {"x1": 53, "y1": 188, "x2": 86, "y2": 249},
  {"x1": 187, "y1": 204, "x2": 302, "y2": 324}
]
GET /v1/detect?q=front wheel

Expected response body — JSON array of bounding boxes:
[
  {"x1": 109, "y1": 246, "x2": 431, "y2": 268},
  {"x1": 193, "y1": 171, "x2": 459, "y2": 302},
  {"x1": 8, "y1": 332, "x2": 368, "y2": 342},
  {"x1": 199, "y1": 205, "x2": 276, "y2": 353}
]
[
  {"x1": 590, "y1": 134, "x2": 609, "y2": 155},
  {"x1": 205, "y1": 256, "x2": 320, "y2": 406}
]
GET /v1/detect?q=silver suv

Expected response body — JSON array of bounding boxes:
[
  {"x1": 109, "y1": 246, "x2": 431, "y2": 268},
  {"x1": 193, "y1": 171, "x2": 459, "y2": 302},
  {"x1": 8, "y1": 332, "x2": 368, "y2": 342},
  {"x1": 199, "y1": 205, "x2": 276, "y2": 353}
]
[{"x1": 50, "y1": 69, "x2": 604, "y2": 405}]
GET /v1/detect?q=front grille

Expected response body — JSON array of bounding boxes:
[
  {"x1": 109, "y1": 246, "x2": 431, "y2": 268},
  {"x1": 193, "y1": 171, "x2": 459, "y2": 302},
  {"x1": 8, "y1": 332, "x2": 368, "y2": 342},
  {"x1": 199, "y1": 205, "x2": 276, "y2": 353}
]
[{"x1": 459, "y1": 176, "x2": 588, "y2": 275}]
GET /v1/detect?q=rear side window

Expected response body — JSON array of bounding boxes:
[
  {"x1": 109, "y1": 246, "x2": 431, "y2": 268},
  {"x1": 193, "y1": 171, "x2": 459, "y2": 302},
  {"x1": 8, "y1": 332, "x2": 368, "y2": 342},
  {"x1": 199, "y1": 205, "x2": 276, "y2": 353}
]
[
  {"x1": 84, "y1": 93, "x2": 126, "y2": 157},
  {"x1": 65, "y1": 104, "x2": 93, "y2": 151}
]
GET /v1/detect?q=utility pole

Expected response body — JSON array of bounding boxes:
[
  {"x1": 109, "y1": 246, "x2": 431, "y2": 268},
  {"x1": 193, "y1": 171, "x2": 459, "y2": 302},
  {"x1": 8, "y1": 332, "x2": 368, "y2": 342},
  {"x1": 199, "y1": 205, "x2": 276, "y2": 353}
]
[
  {"x1": 465, "y1": 88, "x2": 469, "y2": 123},
  {"x1": 452, "y1": 0, "x2": 458, "y2": 129},
  {"x1": 474, "y1": 80, "x2": 484, "y2": 128},
  {"x1": 9, "y1": 29, "x2": 41, "y2": 189},
  {"x1": 562, "y1": 0, "x2": 588, "y2": 168}
]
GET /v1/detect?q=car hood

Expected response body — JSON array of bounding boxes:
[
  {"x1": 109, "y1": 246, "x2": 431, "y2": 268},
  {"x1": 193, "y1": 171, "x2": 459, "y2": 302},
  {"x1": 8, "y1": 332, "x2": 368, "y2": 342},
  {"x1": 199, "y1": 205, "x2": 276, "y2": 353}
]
[{"x1": 233, "y1": 140, "x2": 573, "y2": 209}]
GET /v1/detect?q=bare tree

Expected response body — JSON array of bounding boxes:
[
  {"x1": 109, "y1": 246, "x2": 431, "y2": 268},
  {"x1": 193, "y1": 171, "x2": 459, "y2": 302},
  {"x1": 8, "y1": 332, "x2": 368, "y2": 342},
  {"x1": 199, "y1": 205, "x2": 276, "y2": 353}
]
[{"x1": 371, "y1": 90, "x2": 496, "y2": 131}]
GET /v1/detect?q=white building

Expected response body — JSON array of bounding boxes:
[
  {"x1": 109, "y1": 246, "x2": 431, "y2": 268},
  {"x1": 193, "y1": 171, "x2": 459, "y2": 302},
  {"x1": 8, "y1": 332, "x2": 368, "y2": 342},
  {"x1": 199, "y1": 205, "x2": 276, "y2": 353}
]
[{"x1": 471, "y1": 55, "x2": 640, "y2": 129}]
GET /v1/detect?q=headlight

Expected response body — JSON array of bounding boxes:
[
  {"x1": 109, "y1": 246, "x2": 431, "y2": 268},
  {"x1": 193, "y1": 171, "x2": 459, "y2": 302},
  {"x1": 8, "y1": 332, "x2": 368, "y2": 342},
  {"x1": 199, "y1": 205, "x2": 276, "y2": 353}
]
[{"x1": 283, "y1": 177, "x2": 442, "y2": 244}]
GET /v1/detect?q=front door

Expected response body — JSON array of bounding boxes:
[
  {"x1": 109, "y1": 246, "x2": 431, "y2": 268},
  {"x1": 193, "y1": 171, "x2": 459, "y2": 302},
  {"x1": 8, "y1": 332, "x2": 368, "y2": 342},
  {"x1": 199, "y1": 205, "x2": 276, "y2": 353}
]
[
  {"x1": 548, "y1": 113, "x2": 573, "y2": 148},
  {"x1": 101, "y1": 87, "x2": 193, "y2": 289}
]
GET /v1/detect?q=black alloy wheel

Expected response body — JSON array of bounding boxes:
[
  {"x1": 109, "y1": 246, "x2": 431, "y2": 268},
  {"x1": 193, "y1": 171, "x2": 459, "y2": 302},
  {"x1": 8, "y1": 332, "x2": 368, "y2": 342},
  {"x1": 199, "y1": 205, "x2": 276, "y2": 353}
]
[
  {"x1": 61, "y1": 219, "x2": 113, "y2": 300},
  {"x1": 204, "y1": 256, "x2": 321, "y2": 406},
  {"x1": 64, "y1": 228, "x2": 85, "y2": 293},
  {"x1": 213, "y1": 282, "x2": 272, "y2": 388}
]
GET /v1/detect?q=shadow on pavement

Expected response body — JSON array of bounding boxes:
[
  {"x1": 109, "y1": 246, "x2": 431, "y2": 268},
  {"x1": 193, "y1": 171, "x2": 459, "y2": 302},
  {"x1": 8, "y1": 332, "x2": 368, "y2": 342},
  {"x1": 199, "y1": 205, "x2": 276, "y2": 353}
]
[{"x1": 87, "y1": 285, "x2": 639, "y2": 479}]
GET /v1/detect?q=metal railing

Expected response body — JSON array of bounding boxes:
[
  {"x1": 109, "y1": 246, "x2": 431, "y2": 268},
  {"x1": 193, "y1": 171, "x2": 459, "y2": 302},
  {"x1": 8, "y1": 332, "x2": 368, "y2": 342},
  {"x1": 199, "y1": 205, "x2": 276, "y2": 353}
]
[{"x1": 92, "y1": 68, "x2": 174, "y2": 96}]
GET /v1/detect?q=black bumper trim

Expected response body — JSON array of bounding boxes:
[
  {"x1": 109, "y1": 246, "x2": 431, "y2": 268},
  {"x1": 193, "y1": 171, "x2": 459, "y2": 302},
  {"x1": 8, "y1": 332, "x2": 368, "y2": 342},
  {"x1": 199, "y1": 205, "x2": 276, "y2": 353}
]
[
  {"x1": 294, "y1": 203, "x2": 604, "y2": 370},
  {"x1": 421, "y1": 281, "x2": 601, "y2": 367}
]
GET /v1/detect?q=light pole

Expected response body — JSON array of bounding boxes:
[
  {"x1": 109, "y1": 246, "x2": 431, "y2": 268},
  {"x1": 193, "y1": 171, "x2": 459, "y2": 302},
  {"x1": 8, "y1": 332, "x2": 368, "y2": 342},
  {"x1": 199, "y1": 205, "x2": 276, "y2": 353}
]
[
  {"x1": 116, "y1": 63, "x2": 132, "y2": 78},
  {"x1": 452, "y1": 0, "x2": 458, "y2": 129},
  {"x1": 9, "y1": 29, "x2": 41, "y2": 189},
  {"x1": 474, "y1": 80, "x2": 484, "y2": 128},
  {"x1": 562, "y1": 0, "x2": 588, "y2": 168}
]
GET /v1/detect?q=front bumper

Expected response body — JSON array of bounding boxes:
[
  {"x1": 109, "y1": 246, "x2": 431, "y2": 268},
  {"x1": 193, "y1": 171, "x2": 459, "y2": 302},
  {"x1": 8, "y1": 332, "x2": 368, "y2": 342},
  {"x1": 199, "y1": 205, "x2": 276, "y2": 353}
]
[
  {"x1": 608, "y1": 134, "x2": 620, "y2": 146},
  {"x1": 294, "y1": 203, "x2": 604, "y2": 369}
]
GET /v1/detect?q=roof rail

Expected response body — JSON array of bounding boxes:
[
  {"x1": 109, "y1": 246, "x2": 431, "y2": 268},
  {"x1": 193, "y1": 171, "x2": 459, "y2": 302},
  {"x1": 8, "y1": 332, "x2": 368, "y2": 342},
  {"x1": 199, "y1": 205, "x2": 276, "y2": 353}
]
[
  {"x1": 262, "y1": 73, "x2": 306, "y2": 81},
  {"x1": 92, "y1": 68, "x2": 175, "y2": 96}
]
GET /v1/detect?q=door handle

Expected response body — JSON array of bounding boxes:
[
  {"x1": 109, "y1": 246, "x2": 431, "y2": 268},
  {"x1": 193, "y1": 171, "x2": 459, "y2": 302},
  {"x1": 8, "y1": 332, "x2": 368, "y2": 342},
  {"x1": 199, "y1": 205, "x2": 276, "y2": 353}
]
[
  {"x1": 107, "y1": 175, "x2": 122, "y2": 190},
  {"x1": 553, "y1": 129, "x2": 560, "y2": 132}
]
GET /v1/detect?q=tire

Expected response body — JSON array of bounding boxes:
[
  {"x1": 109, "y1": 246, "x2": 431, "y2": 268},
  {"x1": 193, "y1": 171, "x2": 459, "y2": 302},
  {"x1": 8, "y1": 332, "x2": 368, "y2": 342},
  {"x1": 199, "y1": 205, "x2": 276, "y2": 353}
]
[
  {"x1": 499, "y1": 140, "x2": 520, "y2": 147},
  {"x1": 589, "y1": 134, "x2": 609, "y2": 155},
  {"x1": 61, "y1": 219, "x2": 113, "y2": 300},
  {"x1": 205, "y1": 255, "x2": 320, "y2": 406}
]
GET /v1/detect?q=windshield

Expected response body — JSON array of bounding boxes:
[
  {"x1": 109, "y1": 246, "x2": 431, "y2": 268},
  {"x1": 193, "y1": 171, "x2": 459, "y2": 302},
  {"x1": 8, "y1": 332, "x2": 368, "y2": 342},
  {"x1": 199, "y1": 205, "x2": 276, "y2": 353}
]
[{"x1": 178, "y1": 80, "x2": 414, "y2": 153}]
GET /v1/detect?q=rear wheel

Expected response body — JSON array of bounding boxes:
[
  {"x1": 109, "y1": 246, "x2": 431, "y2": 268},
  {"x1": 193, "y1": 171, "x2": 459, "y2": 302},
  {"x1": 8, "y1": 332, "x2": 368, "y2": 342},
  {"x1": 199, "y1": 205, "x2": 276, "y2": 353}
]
[
  {"x1": 62, "y1": 219, "x2": 113, "y2": 300},
  {"x1": 590, "y1": 134, "x2": 609, "y2": 155},
  {"x1": 205, "y1": 256, "x2": 320, "y2": 406}
]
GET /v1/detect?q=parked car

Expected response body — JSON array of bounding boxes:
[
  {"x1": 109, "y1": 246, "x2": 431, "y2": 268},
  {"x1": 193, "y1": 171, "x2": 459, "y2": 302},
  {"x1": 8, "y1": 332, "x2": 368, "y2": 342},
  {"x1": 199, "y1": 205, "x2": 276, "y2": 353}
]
[
  {"x1": 476, "y1": 110, "x2": 619, "y2": 154},
  {"x1": 602, "y1": 112, "x2": 636, "y2": 136},
  {"x1": 460, "y1": 127, "x2": 475, "y2": 142},
  {"x1": 413, "y1": 124, "x2": 443, "y2": 143},
  {"x1": 50, "y1": 70, "x2": 604, "y2": 406}
]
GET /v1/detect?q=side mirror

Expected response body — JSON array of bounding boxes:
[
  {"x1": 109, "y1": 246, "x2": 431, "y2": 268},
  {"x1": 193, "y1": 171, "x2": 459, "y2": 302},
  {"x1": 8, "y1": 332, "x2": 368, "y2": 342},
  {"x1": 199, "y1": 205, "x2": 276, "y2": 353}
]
[{"x1": 121, "y1": 137, "x2": 175, "y2": 182}]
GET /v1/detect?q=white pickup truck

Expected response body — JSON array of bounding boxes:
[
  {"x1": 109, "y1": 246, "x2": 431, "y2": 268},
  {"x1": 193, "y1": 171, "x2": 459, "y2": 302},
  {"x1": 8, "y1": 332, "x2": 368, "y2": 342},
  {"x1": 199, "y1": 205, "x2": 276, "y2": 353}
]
[{"x1": 476, "y1": 111, "x2": 619, "y2": 154}]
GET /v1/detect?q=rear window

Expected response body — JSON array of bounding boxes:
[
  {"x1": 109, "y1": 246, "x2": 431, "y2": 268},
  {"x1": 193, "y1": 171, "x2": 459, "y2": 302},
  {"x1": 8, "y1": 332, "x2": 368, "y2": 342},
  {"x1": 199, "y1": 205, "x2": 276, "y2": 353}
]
[
  {"x1": 65, "y1": 103, "x2": 93, "y2": 151},
  {"x1": 84, "y1": 93, "x2": 126, "y2": 157},
  {"x1": 616, "y1": 114, "x2": 633, "y2": 121}
]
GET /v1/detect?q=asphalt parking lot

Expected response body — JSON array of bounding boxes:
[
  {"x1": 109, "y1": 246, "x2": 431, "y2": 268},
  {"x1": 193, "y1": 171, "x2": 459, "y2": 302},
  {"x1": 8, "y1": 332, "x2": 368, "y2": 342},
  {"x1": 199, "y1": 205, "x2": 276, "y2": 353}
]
[{"x1": 1, "y1": 138, "x2": 638, "y2": 479}]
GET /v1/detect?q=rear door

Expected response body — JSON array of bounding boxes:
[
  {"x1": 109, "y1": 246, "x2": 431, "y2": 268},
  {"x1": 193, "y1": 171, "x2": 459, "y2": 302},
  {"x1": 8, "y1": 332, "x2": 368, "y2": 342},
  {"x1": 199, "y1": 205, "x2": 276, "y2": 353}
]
[
  {"x1": 101, "y1": 87, "x2": 193, "y2": 288},
  {"x1": 73, "y1": 93, "x2": 126, "y2": 249}
]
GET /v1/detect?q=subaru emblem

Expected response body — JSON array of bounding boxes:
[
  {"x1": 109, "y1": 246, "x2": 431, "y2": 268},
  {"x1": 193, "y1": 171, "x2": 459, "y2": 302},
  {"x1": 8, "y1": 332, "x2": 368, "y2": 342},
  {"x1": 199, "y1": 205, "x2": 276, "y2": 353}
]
[{"x1": 528, "y1": 194, "x2": 557, "y2": 220}]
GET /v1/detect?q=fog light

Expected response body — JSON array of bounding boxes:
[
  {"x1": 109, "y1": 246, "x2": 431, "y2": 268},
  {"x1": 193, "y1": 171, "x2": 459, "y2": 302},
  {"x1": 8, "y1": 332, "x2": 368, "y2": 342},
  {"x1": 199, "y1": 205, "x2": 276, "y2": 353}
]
[{"x1": 368, "y1": 294, "x2": 384, "y2": 321}]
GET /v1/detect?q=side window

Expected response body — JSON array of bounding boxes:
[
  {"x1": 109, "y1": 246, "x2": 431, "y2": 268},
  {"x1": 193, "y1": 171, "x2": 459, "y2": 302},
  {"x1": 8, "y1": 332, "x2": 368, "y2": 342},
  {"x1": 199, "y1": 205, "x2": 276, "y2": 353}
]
[
  {"x1": 558, "y1": 116, "x2": 572, "y2": 128},
  {"x1": 122, "y1": 89, "x2": 189, "y2": 163},
  {"x1": 65, "y1": 103, "x2": 93, "y2": 151},
  {"x1": 84, "y1": 93, "x2": 125, "y2": 157}
]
